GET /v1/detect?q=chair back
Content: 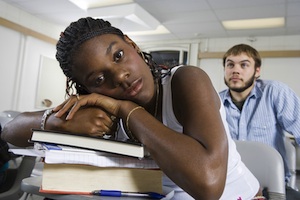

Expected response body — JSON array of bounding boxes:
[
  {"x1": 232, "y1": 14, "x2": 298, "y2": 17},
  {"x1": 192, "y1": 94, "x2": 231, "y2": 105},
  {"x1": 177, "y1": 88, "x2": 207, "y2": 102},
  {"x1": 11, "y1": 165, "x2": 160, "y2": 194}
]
[
  {"x1": 284, "y1": 137, "x2": 297, "y2": 190},
  {"x1": 0, "y1": 110, "x2": 36, "y2": 200},
  {"x1": 0, "y1": 110, "x2": 20, "y2": 127},
  {"x1": 235, "y1": 140, "x2": 286, "y2": 200},
  {"x1": 0, "y1": 156, "x2": 36, "y2": 200}
]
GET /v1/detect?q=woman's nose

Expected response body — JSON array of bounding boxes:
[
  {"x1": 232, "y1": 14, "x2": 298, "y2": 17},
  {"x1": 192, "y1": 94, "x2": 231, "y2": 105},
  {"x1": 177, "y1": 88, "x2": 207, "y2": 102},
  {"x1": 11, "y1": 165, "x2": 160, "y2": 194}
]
[{"x1": 112, "y1": 68, "x2": 130, "y2": 88}]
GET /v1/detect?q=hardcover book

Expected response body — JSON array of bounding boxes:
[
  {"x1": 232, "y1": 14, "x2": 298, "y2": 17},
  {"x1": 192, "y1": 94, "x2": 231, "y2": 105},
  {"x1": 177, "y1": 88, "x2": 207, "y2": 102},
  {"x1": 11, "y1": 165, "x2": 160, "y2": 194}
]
[
  {"x1": 31, "y1": 129, "x2": 148, "y2": 158},
  {"x1": 40, "y1": 163, "x2": 163, "y2": 194}
]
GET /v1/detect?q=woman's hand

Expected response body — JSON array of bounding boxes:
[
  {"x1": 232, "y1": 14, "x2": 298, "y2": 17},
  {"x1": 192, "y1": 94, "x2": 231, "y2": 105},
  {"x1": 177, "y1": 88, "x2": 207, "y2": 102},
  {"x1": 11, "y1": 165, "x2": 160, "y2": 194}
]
[
  {"x1": 52, "y1": 93, "x2": 123, "y2": 137},
  {"x1": 53, "y1": 93, "x2": 122, "y2": 120},
  {"x1": 53, "y1": 106, "x2": 118, "y2": 137}
]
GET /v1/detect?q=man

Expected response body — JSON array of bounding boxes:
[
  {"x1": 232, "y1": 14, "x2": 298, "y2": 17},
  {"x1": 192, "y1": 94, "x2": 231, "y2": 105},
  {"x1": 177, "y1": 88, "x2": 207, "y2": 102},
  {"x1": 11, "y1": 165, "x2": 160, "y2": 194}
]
[{"x1": 219, "y1": 44, "x2": 300, "y2": 199}]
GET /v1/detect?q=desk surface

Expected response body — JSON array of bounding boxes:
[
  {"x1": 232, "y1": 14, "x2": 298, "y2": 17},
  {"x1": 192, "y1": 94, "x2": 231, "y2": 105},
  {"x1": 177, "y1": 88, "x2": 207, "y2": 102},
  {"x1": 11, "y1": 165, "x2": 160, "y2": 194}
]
[{"x1": 21, "y1": 176, "x2": 174, "y2": 200}]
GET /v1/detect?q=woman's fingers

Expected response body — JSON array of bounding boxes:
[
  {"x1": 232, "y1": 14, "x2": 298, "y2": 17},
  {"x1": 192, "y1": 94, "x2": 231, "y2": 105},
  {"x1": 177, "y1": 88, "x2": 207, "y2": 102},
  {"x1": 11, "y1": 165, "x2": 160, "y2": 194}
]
[
  {"x1": 54, "y1": 95, "x2": 79, "y2": 118},
  {"x1": 54, "y1": 93, "x2": 121, "y2": 121},
  {"x1": 52, "y1": 97, "x2": 74, "y2": 112}
]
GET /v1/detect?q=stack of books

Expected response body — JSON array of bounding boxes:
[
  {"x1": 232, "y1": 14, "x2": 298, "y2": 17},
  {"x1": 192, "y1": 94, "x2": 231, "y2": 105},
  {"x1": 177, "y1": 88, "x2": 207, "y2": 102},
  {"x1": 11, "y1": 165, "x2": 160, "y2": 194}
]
[{"x1": 30, "y1": 129, "x2": 163, "y2": 196}]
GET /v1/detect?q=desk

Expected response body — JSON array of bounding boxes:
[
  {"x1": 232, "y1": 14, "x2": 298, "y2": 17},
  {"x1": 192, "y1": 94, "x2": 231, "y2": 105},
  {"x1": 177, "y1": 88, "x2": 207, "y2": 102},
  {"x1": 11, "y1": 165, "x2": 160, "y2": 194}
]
[{"x1": 21, "y1": 176, "x2": 174, "y2": 200}]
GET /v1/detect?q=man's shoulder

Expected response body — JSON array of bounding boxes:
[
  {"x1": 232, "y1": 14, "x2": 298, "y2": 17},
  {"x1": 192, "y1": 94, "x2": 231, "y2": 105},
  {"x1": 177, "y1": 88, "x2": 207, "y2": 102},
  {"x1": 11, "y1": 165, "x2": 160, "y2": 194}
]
[
  {"x1": 219, "y1": 89, "x2": 228, "y2": 95},
  {"x1": 218, "y1": 89, "x2": 229, "y2": 102},
  {"x1": 257, "y1": 79, "x2": 288, "y2": 90},
  {"x1": 256, "y1": 79, "x2": 295, "y2": 99}
]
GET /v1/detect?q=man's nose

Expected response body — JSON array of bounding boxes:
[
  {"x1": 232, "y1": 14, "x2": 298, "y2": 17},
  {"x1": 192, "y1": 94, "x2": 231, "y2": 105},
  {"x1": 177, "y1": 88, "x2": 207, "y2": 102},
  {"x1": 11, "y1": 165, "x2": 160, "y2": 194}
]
[{"x1": 231, "y1": 64, "x2": 241, "y2": 72}]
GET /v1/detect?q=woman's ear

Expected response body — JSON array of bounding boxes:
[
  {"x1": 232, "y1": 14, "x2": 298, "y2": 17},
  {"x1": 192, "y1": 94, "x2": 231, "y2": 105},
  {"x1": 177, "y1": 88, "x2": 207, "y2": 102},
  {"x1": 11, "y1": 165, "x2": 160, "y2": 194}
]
[{"x1": 124, "y1": 35, "x2": 140, "y2": 51}]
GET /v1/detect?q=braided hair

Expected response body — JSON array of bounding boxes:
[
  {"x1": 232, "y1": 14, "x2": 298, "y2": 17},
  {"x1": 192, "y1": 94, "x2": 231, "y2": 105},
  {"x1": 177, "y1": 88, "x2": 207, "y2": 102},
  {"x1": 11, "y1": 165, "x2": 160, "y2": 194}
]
[{"x1": 56, "y1": 17, "x2": 170, "y2": 96}]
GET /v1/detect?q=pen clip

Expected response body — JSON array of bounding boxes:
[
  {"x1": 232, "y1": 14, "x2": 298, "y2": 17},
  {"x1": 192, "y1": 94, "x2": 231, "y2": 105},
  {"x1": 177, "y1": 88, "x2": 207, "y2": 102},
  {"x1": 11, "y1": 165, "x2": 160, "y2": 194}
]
[{"x1": 147, "y1": 192, "x2": 165, "y2": 199}]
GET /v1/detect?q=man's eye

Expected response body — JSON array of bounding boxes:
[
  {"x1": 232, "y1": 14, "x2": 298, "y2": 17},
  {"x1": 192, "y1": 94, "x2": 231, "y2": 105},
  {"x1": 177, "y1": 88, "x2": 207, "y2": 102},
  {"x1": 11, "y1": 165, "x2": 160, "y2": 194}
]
[
  {"x1": 226, "y1": 63, "x2": 234, "y2": 68},
  {"x1": 114, "y1": 50, "x2": 124, "y2": 62},
  {"x1": 95, "y1": 76, "x2": 105, "y2": 86},
  {"x1": 241, "y1": 63, "x2": 248, "y2": 68}
]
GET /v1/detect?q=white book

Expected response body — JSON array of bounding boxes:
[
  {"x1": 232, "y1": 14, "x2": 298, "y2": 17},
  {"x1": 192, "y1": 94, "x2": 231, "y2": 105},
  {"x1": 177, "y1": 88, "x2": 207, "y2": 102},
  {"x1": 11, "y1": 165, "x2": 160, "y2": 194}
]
[{"x1": 35, "y1": 142, "x2": 159, "y2": 169}]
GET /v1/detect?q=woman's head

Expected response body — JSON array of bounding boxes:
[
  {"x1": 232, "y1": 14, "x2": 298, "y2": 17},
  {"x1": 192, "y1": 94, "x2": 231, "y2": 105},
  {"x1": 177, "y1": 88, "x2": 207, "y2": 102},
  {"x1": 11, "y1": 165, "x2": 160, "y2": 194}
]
[
  {"x1": 56, "y1": 17, "x2": 123, "y2": 95},
  {"x1": 56, "y1": 17, "x2": 164, "y2": 98}
]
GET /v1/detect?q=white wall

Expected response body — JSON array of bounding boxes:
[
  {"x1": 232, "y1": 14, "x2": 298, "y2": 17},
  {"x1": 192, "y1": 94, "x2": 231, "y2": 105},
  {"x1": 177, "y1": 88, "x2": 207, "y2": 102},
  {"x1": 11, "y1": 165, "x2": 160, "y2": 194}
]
[
  {"x1": 17, "y1": 36, "x2": 60, "y2": 111},
  {"x1": 0, "y1": 0, "x2": 300, "y2": 112},
  {"x1": 0, "y1": 25, "x2": 22, "y2": 112},
  {"x1": 1, "y1": 21, "x2": 300, "y2": 112},
  {"x1": 0, "y1": 25, "x2": 58, "y2": 112}
]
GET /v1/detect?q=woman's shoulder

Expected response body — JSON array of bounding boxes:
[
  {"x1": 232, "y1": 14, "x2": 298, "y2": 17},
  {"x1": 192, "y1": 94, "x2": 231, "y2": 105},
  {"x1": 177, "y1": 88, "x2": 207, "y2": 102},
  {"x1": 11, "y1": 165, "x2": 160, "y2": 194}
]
[{"x1": 172, "y1": 65, "x2": 211, "y2": 83}]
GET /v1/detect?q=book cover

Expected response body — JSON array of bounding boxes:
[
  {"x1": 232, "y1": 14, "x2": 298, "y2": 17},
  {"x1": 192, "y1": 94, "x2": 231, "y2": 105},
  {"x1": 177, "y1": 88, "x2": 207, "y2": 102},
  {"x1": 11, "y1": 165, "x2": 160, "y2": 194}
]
[
  {"x1": 40, "y1": 163, "x2": 163, "y2": 194},
  {"x1": 31, "y1": 129, "x2": 148, "y2": 158}
]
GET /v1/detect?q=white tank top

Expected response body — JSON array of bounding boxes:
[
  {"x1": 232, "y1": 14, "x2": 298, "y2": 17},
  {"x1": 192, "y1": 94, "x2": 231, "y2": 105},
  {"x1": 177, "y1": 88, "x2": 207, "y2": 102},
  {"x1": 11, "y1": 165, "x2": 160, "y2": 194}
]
[{"x1": 161, "y1": 66, "x2": 259, "y2": 200}]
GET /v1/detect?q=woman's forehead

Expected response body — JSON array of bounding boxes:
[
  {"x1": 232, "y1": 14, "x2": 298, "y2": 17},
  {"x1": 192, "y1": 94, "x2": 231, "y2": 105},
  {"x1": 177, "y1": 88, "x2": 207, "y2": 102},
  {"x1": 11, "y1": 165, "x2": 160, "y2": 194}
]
[
  {"x1": 84, "y1": 34, "x2": 124, "y2": 45},
  {"x1": 77, "y1": 34, "x2": 126, "y2": 54}
]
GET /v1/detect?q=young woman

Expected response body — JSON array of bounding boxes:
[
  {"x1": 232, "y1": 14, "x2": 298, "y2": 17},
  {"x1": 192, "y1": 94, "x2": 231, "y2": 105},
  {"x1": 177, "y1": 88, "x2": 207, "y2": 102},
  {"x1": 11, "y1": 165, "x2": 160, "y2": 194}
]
[{"x1": 2, "y1": 17, "x2": 261, "y2": 199}]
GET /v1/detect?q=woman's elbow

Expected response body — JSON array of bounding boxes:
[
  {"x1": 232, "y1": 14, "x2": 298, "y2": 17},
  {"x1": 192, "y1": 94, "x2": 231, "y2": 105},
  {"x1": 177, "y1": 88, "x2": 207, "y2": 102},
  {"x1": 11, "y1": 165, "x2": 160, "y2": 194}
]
[{"x1": 186, "y1": 170, "x2": 226, "y2": 200}]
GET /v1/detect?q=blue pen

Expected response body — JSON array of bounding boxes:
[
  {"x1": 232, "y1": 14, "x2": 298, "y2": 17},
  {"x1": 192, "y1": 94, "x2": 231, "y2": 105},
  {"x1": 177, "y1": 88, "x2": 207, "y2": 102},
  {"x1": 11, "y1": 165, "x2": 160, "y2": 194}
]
[{"x1": 91, "y1": 190, "x2": 165, "y2": 199}]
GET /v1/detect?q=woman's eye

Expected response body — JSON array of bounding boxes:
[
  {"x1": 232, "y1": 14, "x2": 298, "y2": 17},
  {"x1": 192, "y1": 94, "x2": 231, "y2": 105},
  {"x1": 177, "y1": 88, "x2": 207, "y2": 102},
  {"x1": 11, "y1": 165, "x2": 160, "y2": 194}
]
[
  {"x1": 114, "y1": 50, "x2": 124, "y2": 62},
  {"x1": 95, "y1": 76, "x2": 105, "y2": 86}
]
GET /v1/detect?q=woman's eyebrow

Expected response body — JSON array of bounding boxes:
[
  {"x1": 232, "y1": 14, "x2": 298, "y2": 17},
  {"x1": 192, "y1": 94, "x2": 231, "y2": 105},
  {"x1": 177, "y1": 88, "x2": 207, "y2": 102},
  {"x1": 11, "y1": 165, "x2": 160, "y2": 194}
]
[
  {"x1": 83, "y1": 41, "x2": 119, "y2": 82},
  {"x1": 106, "y1": 41, "x2": 117, "y2": 55}
]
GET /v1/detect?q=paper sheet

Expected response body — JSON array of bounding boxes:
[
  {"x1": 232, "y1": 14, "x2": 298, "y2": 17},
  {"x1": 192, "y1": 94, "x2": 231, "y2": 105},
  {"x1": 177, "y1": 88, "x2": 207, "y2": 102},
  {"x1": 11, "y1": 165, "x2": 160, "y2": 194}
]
[{"x1": 44, "y1": 149, "x2": 159, "y2": 168}]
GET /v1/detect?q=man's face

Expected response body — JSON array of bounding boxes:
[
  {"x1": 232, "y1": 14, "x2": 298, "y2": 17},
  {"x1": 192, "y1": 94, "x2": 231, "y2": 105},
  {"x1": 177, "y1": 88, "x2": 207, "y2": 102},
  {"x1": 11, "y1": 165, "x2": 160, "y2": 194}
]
[{"x1": 224, "y1": 53, "x2": 260, "y2": 93}]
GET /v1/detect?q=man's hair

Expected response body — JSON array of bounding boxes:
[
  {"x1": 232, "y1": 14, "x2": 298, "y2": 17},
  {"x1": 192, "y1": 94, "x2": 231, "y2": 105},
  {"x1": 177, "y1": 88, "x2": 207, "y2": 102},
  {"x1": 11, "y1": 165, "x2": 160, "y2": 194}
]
[{"x1": 223, "y1": 44, "x2": 262, "y2": 68}]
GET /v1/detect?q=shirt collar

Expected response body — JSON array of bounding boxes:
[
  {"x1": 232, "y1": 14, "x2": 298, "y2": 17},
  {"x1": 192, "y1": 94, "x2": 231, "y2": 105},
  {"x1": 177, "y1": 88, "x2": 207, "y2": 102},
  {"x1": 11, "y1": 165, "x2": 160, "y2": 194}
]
[{"x1": 223, "y1": 80, "x2": 263, "y2": 105}]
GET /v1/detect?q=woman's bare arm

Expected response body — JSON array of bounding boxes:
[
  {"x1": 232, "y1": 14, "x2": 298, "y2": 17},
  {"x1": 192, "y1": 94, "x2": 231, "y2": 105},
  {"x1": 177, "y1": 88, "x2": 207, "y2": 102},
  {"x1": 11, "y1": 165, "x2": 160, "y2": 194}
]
[
  {"x1": 53, "y1": 66, "x2": 228, "y2": 199},
  {"x1": 1, "y1": 111, "x2": 44, "y2": 147},
  {"x1": 128, "y1": 66, "x2": 228, "y2": 199},
  {"x1": 1, "y1": 107, "x2": 116, "y2": 147}
]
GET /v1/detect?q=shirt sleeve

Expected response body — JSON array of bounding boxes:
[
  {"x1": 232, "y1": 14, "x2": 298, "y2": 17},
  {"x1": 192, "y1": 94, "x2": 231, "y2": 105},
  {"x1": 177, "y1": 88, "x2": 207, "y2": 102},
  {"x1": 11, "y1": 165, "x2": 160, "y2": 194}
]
[{"x1": 272, "y1": 81, "x2": 300, "y2": 145}]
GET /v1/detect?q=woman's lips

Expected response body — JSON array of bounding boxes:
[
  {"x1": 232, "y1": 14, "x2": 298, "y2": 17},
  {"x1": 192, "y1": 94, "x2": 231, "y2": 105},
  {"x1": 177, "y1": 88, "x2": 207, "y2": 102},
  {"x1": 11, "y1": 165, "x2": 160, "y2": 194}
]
[{"x1": 126, "y1": 78, "x2": 143, "y2": 97}]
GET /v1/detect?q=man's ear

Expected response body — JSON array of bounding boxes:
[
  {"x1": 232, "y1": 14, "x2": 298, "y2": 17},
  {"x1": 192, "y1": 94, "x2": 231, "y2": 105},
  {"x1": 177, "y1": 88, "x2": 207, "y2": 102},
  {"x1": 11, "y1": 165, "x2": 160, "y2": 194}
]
[
  {"x1": 255, "y1": 66, "x2": 261, "y2": 78},
  {"x1": 124, "y1": 35, "x2": 140, "y2": 51}
]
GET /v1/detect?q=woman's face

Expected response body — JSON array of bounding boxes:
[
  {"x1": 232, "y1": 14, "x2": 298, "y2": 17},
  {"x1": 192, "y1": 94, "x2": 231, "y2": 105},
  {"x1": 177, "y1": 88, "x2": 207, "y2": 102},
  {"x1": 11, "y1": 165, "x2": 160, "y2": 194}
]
[{"x1": 72, "y1": 34, "x2": 155, "y2": 106}]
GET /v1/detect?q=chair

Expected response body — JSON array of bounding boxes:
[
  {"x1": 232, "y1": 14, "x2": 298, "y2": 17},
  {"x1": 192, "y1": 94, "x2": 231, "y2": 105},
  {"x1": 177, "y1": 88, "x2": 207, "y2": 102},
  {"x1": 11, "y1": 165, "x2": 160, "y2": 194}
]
[
  {"x1": 0, "y1": 156, "x2": 36, "y2": 200},
  {"x1": 284, "y1": 137, "x2": 297, "y2": 190},
  {"x1": 0, "y1": 110, "x2": 36, "y2": 200},
  {"x1": 235, "y1": 140, "x2": 286, "y2": 200}
]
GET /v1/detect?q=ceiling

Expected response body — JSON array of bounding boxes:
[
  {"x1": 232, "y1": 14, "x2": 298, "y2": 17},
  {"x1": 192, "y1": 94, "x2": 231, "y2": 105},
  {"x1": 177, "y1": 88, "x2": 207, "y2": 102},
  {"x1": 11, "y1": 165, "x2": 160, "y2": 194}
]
[{"x1": 2, "y1": 0, "x2": 300, "y2": 42}]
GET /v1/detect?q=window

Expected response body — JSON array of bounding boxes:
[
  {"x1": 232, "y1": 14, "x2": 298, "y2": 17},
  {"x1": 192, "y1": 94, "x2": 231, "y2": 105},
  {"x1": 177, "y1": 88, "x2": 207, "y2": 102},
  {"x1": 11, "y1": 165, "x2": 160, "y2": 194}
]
[{"x1": 150, "y1": 50, "x2": 188, "y2": 67}]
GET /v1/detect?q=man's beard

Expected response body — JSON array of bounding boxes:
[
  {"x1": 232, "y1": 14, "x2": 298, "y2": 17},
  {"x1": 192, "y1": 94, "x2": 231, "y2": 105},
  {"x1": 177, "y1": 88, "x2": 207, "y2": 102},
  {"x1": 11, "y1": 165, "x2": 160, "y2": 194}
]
[{"x1": 225, "y1": 73, "x2": 256, "y2": 93}]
